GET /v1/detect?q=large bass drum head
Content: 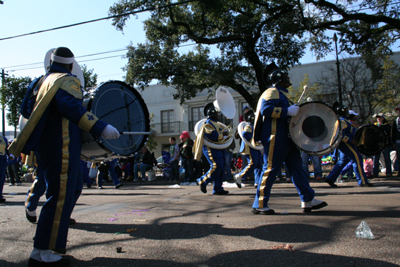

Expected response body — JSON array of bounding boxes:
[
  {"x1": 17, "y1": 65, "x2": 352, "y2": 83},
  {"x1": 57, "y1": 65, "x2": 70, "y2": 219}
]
[
  {"x1": 88, "y1": 81, "x2": 149, "y2": 156},
  {"x1": 289, "y1": 102, "x2": 341, "y2": 156},
  {"x1": 355, "y1": 124, "x2": 385, "y2": 156}
]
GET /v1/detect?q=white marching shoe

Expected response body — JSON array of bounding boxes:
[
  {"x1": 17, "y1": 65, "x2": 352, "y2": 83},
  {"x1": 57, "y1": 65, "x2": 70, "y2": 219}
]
[
  {"x1": 336, "y1": 174, "x2": 343, "y2": 183},
  {"x1": 301, "y1": 198, "x2": 328, "y2": 213},
  {"x1": 234, "y1": 174, "x2": 242, "y2": 188}
]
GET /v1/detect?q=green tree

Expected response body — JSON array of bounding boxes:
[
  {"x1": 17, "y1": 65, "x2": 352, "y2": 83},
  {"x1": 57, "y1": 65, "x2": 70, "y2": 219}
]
[
  {"x1": 1, "y1": 76, "x2": 32, "y2": 137},
  {"x1": 81, "y1": 64, "x2": 98, "y2": 90},
  {"x1": 376, "y1": 56, "x2": 400, "y2": 114},
  {"x1": 288, "y1": 74, "x2": 323, "y2": 104},
  {"x1": 110, "y1": 0, "x2": 308, "y2": 109},
  {"x1": 109, "y1": 0, "x2": 400, "y2": 109},
  {"x1": 316, "y1": 53, "x2": 400, "y2": 124}
]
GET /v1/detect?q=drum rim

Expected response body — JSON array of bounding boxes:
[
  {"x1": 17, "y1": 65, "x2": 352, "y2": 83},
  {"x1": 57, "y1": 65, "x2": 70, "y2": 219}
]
[
  {"x1": 288, "y1": 101, "x2": 341, "y2": 156},
  {"x1": 87, "y1": 80, "x2": 150, "y2": 156},
  {"x1": 354, "y1": 124, "x2": 386, "y2": 156}
]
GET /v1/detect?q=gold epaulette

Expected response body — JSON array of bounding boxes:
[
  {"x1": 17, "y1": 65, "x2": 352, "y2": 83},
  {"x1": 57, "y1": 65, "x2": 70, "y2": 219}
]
[
  {"x1": 261, "y1": 87, "x2": 280, "y2": 101},
  {"x1": 204, "y1": 123, "x2": 215, "y2": 134},
  {"x1": 60, "y1": 76, "x2": 82, "y2": 99}
]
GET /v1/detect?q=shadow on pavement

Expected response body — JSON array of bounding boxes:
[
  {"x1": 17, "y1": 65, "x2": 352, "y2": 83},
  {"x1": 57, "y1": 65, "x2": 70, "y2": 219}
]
[
  {"x1": 71, "y1": 222, "x2": 332, "y2": 243},
  {"x1": 2, "y1": 250, "x2": 398, "y2": 267}
]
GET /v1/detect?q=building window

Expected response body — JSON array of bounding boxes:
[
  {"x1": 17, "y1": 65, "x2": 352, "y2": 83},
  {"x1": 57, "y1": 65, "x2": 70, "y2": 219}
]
[
  {"x1": 190, "y1": 106, "x2": 203, "y2": 131},
  {"x1": 161, "y1": 110, "x2": 174, "y2": 133}
]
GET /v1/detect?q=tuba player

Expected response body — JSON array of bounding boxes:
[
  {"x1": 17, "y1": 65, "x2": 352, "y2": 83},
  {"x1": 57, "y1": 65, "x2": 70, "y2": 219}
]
[{"x1": 194, "y1": 103, "x2": 230, "y2": 195}]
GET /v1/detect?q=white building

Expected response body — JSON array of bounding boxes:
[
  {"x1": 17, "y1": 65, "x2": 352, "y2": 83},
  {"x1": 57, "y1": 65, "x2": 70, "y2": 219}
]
[{"x1": 139, "y1": 84, "x2": 251, "y2": 158}]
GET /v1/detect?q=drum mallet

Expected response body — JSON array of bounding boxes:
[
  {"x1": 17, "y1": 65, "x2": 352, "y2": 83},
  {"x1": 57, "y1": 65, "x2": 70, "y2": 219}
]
[
  {"x1": 297, "y1": 85, "x2": 308, "y2": 104},
  {"x1": 120, "y1": 129, "x2": 157, "y2": 137}
]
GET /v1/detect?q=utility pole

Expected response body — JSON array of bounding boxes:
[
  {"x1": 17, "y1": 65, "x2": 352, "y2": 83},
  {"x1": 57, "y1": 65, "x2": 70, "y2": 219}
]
[
  {"x1": 333, "y1": 33, "x2": 343, "y2": 105},
  {"x1": 1, "y1": 68, "x2": 6, "y2": 137}
]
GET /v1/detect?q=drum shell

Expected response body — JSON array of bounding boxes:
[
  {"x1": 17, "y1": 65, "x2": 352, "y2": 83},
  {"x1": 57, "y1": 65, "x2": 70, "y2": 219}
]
[
  {"x1": 354, "y1": 124, "x2": 386, "y2": 156},
  {"x1": 81, "y1": 80, "x2": 150, "y2": 161},
  {"x1": 288, "y1": 101, "x2": 342, "y2": 156}
]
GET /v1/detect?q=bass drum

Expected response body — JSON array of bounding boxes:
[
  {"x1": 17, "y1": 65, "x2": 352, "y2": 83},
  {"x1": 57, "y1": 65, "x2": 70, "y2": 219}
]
[
  {"x1": 194, "y1": 118, "x2": 233, "y2": 149},
  {"x1": 288, "y1": 101, "x2": 342, "y2": 156},
  {"x1": 354, "y1": 124, "x2": 385, "y2": 156},
  {"x1": 81, "y1": 80, "x2": 150, "y2": 161}
]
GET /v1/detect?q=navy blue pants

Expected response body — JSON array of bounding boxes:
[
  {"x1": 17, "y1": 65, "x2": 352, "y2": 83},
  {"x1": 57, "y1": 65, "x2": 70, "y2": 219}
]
[
  {"x1": 25, "y1": 164, "x2": 46, "y2": 212},
  {"x1": 326, "y1": 142, "x2": 369, "y2": 185},
  {"x1": 238, "y1": 149, "x2": 262, "y2": 185},
  {"x1": 197, "y1": 146, "x2": 225, "y2": 193},
  {"x1": 253, "y1": 138, "x2": 315, "y2": 209}
]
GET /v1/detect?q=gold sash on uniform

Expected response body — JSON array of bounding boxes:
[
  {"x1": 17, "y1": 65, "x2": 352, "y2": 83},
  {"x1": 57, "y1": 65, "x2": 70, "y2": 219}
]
[{"x1": 9, "y1": 73, "x2": 71, "y2": 156}]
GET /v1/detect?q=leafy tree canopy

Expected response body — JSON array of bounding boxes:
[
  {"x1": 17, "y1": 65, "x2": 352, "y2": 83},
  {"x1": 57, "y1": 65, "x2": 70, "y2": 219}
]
[
  {"x1": 109, "y1": 0, "x2": 400, "y2": 109},
  {"x1": 1, "y1": 75, "x2": 31, "y2": 135},
  {"x1": 81, "y1": 64, "x2": 98, "y2": 90}
]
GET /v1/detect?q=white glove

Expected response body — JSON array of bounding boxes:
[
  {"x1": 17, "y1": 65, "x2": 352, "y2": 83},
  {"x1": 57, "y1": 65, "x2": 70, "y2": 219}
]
[
  {"x1": 287, "y1": 105, "x2": 300, "y2": 117},
  {"x1": 101, "y1": 125, "x2": 120, "y2": 139}
]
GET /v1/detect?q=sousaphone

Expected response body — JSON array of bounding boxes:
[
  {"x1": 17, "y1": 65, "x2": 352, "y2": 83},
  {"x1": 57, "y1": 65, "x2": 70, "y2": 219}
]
[
  {"x1": 238, "y1": 121, "x2": 263, "y2": 150},
  {"x1": 194, "y1": 86, "x2": 236, "y2": 149}
]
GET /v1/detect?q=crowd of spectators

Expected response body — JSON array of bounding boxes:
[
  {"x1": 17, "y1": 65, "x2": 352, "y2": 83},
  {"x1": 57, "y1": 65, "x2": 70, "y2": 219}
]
[{"x1": 3, "y1": 104, "x2": 400, "y2": 192}]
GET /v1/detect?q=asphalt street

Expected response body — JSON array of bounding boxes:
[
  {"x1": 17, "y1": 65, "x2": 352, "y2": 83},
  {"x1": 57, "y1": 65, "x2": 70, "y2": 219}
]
[{"x1": 0, "y1": 178, "x2": 399, "y2": 267}]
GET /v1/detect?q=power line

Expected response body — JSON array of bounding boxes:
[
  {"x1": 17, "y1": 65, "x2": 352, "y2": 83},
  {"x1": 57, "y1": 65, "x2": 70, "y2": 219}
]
[
  {"x1": 7, "y1": 54, "x2": 126, "y2": 72},
  {"x1": 0, "y1": 0, "x2": 199, "y2": 42},
  {"x1": 3, "y1": 48, "x2": 128, "y2": 69},
  {"x1": 75, "y1": 48, "x2": 128, "y2": 59},
  {"x1": 4, "y1": 43, "x2": 198, "y2": 72}
]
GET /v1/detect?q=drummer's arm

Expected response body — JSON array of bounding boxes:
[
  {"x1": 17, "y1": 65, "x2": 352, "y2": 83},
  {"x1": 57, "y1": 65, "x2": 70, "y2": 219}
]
[
  {"x1": 20, "y1": 76, "x2": 43, "y2": 119},
  {"x1": 260, "y1": 99, "x2": 288, "y2": 118},
  {"x1": 55, "y1": 78, "x2": 107, "y2": 137},
  {"x1": 340, "y1": 122, "x2": 355, "y2": 144}
]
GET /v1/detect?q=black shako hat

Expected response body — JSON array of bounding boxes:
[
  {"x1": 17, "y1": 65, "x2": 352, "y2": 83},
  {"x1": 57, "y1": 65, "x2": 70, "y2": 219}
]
[{"x1": 51, "y1": 47, "x2": 75, "y2": 64}]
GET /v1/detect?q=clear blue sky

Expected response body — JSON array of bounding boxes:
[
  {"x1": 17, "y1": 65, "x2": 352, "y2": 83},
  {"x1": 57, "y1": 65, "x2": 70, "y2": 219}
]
[
  {"x1": 0, "y1": 0, "x2": 149, "y2": 130},
  {"x1": 0, "y1": 0, "x2": 385, "y2": 130}
]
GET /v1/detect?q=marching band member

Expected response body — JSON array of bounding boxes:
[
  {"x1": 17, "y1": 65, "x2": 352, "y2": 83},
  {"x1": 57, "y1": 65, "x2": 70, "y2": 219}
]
[
  {"x1": 9, "y1": 47, "x2": 120, "y2": 266},
  {"x1": 324, "y1": 105, "x2": 373, "y2": 187},
  {"x1": 194, "y1": 104, "x2": 229, "y2": 195},
  {"x1": 234, "y1": 110, "x2": 263, "y2": 188},
  {"x1": 336, "y1": 110, "x2": 359, "y2": 183},
  {"x1": 372, "y1": 113, "x2": 392, "y2": 177},
  {"x1": 0, "y1": 135, "x2": 8, "y2": 203},
  {"x1": 251, "y1": 63, "x2": 327, "y2": 215}
]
